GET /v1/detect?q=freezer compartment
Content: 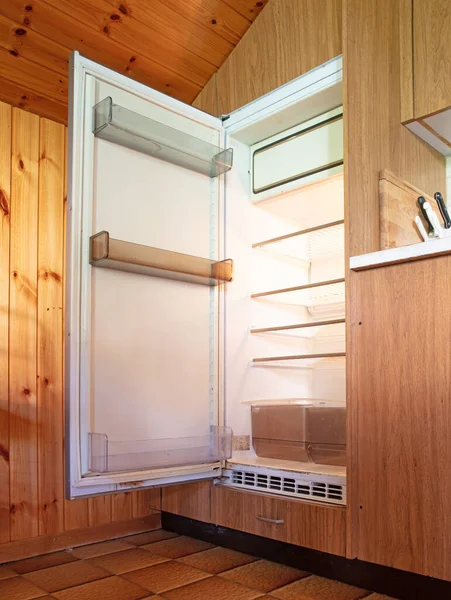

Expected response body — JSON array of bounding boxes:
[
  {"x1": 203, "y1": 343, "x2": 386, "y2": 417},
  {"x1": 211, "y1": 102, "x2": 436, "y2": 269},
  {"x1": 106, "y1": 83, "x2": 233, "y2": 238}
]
[
  {"x1": 251, "y1": 402, "x2": 346, "y2": 467},
  {"x1": 88, "y1": 426, "x2": 233, "y2": 474}
]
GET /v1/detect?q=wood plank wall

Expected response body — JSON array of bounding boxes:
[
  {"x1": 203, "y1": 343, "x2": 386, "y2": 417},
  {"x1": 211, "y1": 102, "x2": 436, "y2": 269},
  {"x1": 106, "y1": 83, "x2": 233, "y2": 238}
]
[
  {"x1": 0, "y1": 101, "x2": 160, "y2": 555},
  {"x1": 194, "y1": 0, "x2": 343, "y2": 115}
]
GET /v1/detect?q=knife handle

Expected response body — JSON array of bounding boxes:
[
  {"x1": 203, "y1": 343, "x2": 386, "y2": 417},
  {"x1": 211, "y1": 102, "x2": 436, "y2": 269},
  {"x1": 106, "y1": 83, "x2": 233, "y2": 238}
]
[
  {"x1": 434, "y1": 192, "x2": 451, "y2": 229},
  {"x1": 417, "y1": 196, "x2": 433, "y2": 233}
]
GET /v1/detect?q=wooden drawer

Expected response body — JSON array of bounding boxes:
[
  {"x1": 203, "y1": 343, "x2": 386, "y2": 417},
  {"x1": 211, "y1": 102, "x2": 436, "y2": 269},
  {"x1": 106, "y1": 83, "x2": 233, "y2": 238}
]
[{"x1": 211, "y1": 486, "x2": 346, "y2": 556}]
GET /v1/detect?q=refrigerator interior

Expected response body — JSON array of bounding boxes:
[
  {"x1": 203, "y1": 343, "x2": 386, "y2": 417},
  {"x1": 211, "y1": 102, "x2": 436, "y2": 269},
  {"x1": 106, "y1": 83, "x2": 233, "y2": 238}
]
[{"x1": 223, "y1": 109, "x2": 346, "y2": 487}]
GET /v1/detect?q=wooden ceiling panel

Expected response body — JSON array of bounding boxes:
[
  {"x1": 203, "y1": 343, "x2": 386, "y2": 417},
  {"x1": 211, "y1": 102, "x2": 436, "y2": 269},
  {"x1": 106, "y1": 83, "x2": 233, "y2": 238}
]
[
  {"x1": 0, "y1": 0, "x2": 267, "y2": 124},
  {"x1": 2, "y1": 1, "x2": 202, "y2": 101},
  {"x1": 223, "y1": 0, "x2": 268, "y2": 20},
  {"x1": 0, "y1": 14, "x2": 68, "y2": 76},
  {"x1": 47, "y1": 0, "x2": 217, "y2": 84},
  {"x1": 0, "y1": 49, "x2": 67, "y2": 104},
  {"x1": 105, "y1": 0, "x2": 235, "y2": 66},
  {"x1": 155, "y1": 0, "x2": 262, "y2": 45},
  {"x1": 0, "y1": 75, "x2": 68, "y2": 124}
]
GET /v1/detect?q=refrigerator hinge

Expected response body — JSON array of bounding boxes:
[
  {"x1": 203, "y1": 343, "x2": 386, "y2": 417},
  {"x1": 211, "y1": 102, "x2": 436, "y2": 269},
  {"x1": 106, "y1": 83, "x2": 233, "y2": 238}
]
[
  {"x1": 213, "y1": 475, "x2": 229, "y2": 486},
  {"x1": 220, "y1": 114, "x2": 230, "y2": 122}
]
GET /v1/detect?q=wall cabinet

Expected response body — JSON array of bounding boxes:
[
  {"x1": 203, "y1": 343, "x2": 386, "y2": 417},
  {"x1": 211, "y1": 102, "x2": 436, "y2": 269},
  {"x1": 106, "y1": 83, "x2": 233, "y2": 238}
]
[
  {"x1": 411, "y1": 0, "x2": 451, "y2": 119},
  {"x1": 401, "y1": 0, "x2": 451, "y2": 155}
]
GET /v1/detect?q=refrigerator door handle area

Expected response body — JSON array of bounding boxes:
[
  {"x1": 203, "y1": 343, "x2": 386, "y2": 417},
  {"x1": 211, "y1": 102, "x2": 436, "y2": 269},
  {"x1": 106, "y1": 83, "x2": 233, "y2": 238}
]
[{"x1": 256, "y1": 515, "x2": 285, "y2": 525}]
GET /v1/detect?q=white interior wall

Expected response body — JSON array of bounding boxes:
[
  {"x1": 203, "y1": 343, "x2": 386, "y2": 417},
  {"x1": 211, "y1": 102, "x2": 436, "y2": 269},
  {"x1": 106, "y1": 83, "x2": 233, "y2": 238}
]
[{"x1": 225, "y1": 133, "x2": 345, "y2": 440}]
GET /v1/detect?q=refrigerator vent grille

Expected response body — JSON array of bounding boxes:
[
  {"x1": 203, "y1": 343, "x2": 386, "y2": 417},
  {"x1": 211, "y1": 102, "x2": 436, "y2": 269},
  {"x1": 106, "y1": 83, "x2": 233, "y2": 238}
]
[{"x1": 227, "y1": 468, "x2": 345, "y2": 505}]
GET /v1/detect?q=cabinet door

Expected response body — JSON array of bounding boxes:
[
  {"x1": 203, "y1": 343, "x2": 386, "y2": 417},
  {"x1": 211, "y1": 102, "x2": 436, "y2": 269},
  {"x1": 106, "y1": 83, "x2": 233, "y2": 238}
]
[
  {"x1": 350, "y1": 259, "x2": 451, "y2": 580},
  {"x1": 211, "y1": 486, "x2": 346, "y2": 556},
  {"x1": 66, "y1": 53, "x2": 232, "y2": 498},
  {"x1": 413, "y1": 0, "x2": 451, "y2": 118}
]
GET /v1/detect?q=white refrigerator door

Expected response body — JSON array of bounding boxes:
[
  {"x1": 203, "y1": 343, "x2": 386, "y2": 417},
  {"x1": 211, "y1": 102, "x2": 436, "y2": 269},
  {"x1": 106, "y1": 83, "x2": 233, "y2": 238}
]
[{"x1": 66, "y1": 52, "x2": 229, "y2": 499}]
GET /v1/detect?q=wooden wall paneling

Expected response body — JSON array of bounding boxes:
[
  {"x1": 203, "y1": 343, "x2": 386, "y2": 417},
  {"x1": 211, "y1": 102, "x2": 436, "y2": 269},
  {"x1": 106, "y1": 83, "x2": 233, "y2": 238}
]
[
  {"x1": 0, "y1": 101, "x2": 12, "y2": 544},
  {"x1": 0, "y1": 75, "x2": 67, "y2": 126},
  {"x1": 133, "y1": 489, "x2": 162, "y2": 518},
  {"x1": 344, "y1": 0, "x2": 444, "y2": 259},
  {"x1": 37, "y1": 117, "x2": 65, "y2": 535},
  {"x1": 111, "y1": 492, "x2": 134, "y2": 522},
  {"x1": 111, "y1": 488, "x2": 162, "y2": 522},
  {"x1": 88, "y1": 496, "x2": 112, "y2": 527},
  {"x1": 192, "y1": 74, "x2": 218, "y2": 116},
  {"x1": 62, "y1": 472, "x2": 90, "y2": 528},
  {"x1": 213, "y1": 0, "x2": 342, "y2": 115},
  {"x1": 350, "y1": 259, "x2": 451, "y2": 580},
  {"x1": 211, "y1": 486, "x2": 346, "y2": 556},
  {"x1": 413, "y1": 0, "x2": 451, "y2": 119},
  {"x1": 161, "y1": 481, "x2": 211, "y2": 523},
  {"x1": 399, "y1": 0, "x2": 414, "y2": 123},
  {"x1": 9, "y1": 108, "x2": 40, "y2": 540}
]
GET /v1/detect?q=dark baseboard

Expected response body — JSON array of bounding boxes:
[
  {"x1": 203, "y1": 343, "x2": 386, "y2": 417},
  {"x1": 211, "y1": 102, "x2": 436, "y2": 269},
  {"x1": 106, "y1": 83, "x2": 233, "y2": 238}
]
[{"x1": 162, "y1": 512, "x2": 450, "y2": 600}]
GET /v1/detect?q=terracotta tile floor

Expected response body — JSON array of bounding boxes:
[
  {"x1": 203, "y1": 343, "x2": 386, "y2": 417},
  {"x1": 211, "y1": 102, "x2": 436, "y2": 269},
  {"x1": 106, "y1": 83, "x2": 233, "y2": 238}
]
[{"x1": 0, "y1": 530, "x2": 398, "y2": 600}]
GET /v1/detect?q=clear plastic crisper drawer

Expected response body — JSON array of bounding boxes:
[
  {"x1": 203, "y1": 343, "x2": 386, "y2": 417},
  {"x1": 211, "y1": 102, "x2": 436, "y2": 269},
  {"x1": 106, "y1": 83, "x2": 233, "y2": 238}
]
[
  {"x1": 250, "y1": 401, "x2": 346, "y2": 467},
  {"x1": 93, "y1": 97, "x2": 233, "y2": 178},
  {"x1": 88, "y1": 426, "x2": 233, "y2": 474}
]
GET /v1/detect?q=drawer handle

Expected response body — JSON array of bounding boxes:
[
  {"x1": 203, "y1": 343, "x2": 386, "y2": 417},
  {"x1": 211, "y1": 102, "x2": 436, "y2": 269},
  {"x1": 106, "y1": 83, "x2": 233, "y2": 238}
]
[{"x1": 256, "y1": 515, "x2": 284, "y2": 525}]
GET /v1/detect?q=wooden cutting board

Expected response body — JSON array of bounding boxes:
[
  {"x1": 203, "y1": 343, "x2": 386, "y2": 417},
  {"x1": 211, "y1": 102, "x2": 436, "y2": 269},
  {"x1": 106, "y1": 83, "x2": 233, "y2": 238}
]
[{"x1": 379, "y1": 169, "x2": 442, "y2": 249}]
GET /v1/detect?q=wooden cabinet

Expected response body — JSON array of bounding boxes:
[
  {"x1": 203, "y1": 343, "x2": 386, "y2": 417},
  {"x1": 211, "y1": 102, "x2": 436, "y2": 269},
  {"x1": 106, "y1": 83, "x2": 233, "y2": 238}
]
[
  {"x1": 400, "y1": 0, "x2": 451, "y2": 153},
  {"x1": 349, "y1": 258, "x2": 451, "y2": 580},
  {"x1": 161, "y1": 481, "x2": 211, "y2": 523},
  {"x1": 401, "y1": 0, "x2": 451, "y2": 121},
  {"x1": 211, "y1": 486, "x2": 346, "y2": 557},
  {"x1": 413, "y1": 0, "x2": 451, "y2": 119}
]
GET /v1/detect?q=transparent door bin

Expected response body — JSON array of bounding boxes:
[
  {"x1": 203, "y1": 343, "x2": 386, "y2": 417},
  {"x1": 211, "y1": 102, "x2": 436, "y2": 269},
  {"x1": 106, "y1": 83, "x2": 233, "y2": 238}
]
[
  {"x1": 90, "y1": 231, "x2": 233, "y2": 285},
  {"x1": 251, "y1": 401, "x2": 346, "y2": 467},
  {"x1": 88, "y1": 426, "x2": 233, "y2": 474},
  {"x1": 93, "y1": 97, "x2": 233, "y2": 178}
]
